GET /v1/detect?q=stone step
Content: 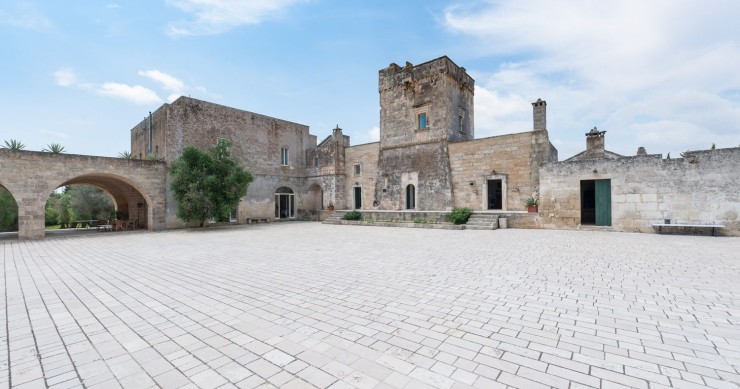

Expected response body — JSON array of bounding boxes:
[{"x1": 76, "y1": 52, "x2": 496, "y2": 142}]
[
  {"x1": 466, "y1": 214, "x2": 499, "y2": 230},
  {"x1": 465, "y1": 225, "x2": 499, "y2": 230}
]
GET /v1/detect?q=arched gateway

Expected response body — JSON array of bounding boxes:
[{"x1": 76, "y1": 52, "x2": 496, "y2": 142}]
[{"x1": 0, "y1": 149, "x2": 167, "y2": 239}]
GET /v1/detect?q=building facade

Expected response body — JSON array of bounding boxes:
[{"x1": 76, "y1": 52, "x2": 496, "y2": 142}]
[
  {"x1": 539, "y1": 132, "x2": 740, "y2": 236},
  {"x1": 131, "y1": 56, "x2": 556, "y2": 228}
]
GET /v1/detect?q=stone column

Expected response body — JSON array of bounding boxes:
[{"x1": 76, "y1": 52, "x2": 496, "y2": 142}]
[{"x1": 18, "y1": 196, "x2": 45, "y2": 239}]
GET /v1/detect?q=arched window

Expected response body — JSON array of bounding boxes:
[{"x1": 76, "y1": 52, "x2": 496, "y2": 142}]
[
  {"x1": 406, "y1": 184, "x2": 415, "y2": 210},
  {"x1": 274, "y1": 186, "x2": 295, "y2": 218}
]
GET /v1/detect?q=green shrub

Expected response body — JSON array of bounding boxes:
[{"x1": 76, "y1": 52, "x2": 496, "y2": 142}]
[
  {"x1": 342, "y1": 210, "x2": 362, "y2": 221},
  {"x1": 447, "y1": 207, "x2": 472, "y2": 225}
]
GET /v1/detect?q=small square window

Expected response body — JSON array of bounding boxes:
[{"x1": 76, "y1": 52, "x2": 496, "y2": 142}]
[
  {"x1": 280, "y1": 148, "x2": 289, "y2": 166},
  {"x1": 418, "y1": 112, "x2": 428, "y2": 130},
  {"x1": 353, "y1": 163, "x2": 361, "y2": 175}
]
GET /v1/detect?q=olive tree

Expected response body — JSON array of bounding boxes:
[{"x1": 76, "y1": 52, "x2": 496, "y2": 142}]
[{"x1": 169, "y1": 140, "x2": 253, "y2": 227}]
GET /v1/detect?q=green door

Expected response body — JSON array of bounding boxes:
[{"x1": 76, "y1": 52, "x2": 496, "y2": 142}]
[{"x1": 594, "y1": 179, "x2": 611, "y2": 226}]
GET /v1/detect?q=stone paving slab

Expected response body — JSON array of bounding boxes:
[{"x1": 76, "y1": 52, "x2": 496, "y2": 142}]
[{"x1": 1, "y1": 223, "x2": 739, "y2": 389}]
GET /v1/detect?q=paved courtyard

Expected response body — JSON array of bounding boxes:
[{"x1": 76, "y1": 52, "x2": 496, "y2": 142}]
[{"x1": 2, "y1": 224, "x2": 739, "y2": 389}]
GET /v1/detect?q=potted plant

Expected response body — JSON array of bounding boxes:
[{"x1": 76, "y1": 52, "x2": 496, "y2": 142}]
[
  {"x1": 326, "y1": 202, "x2": 335, "y2": 211},
  {"x1": 525, "y1": 197, "x2": 538, "y2": 213}
]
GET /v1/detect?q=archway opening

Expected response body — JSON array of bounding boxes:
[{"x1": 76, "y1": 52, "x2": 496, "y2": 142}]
[
  {"x1": 45, "y1": 174, "x2": 151, "y2": 235},
  {"x1": 306, "y1": 184, "x2": 322, "y2": 212},
  {"x1": 45, "y1": 185, "x2": 116, "y2": 231},
  {"x1": 0, "y1": 185, "x2": 19, "y2": 233},
  {"x1": 274, "y1": 186, "x2": 295, "y2": 219}
]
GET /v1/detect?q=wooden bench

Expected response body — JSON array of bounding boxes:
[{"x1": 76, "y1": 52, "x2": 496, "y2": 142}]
[{"x1": 652, "y1": 223, "x2": 725, "y2": 237}]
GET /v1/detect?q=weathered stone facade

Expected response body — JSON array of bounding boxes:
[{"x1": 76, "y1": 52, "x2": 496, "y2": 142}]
[
  {"x1": 373, "y1": 57, "x2": 475, "y2": 210},
  {"x1": 131, "y1": 98, "x2": 322, "y2": 227},
  {"x1": 539, "y1": 136, "x2": 740, "y2": 236},
  {"x1": 0, "y1": 149, "x2": 167, "y2": 239},
  {"x1": 128, "y1": 56, "x2": 556, "y2": 225}
]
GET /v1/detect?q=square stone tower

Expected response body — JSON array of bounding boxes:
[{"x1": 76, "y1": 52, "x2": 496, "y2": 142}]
[{"x1": 373, "y1": 56, "x2": 475, "y2": 210}]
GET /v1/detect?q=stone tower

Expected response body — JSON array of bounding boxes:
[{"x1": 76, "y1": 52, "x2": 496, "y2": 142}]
[{"x1": 373, "y1": 56, "x2": 475, "y2": 210}]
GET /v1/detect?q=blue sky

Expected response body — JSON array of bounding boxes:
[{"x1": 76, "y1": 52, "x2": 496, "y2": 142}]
[{"x1": 1, "y1": 1, "x2": 739, "y2": 159}]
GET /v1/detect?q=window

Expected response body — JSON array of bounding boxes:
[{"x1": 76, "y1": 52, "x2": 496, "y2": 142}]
[
  {"x1": 353, "y1": 163, "x2": 361, "y2": 176},
  {"x1": 280, "y1": 148, "x2": 289, "y2": 166},
  {"x1": 417, "y1": 112, "x2": 428, "y2": 130},
  {"x1": 313, "y1": 156, "x2": 319, "y2": 167}
]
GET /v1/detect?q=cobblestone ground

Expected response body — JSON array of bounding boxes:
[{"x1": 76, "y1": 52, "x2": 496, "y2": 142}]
[{"x1": 2, "y1": 224, "x2": 739, "y2": 389}]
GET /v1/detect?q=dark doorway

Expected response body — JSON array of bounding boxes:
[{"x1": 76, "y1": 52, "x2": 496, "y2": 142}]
[
  {"x1": 406, "y1": 184, "x2": 415, "y2": 209},
  {"x1": 487, "y1": 179, "x2": 502, "y2": 210},
  {"x1": 581, "y1": 179, "x2": 611, "y2": 226},
  {"x1": 274, "y1": 186, "x2": 295, "y2": 218},
  {"x1": 353, "y1": 187, "x2": 362, "y2": 209}
]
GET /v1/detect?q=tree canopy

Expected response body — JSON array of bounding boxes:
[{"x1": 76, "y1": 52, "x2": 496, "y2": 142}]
[{"x1": 169, "y1": 140, "x2": 253, "y2": 227}]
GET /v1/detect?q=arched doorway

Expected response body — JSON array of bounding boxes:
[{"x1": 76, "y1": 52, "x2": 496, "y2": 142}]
[
  {"x1": 406, "y1": 184, "x2": 416, "y2": 210},
  {"x1": 275, "y1": 186, "x2": 295, "y2": 219}
]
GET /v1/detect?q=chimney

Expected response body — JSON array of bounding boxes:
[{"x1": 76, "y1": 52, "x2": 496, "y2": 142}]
[
  {"x1": 532, "y1": 99, "x2": 546, "y2": 131},
  {"x1": 586, "y1": 127, "x2": 606, "y2": 152}
]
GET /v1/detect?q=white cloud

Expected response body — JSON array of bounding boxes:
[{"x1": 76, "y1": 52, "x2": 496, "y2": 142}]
[
  {"x1": 445, "y1": 1, "x2": 740, "y2": 158},
  {"x1": 368, "y1": 126, "x2": 380, "y2": 142},
  {"x1": 107, "y1": 3, "x2": 121, "y2": 9},
  {"x1": 138, "y1": 70, "x2": 184, "y2": 93},
  {"x1": 98, "y1": 82, "x2": 162, "y2": 105},
  {"x1": 166, "y1": 0, "x2": 305, "y2": 36},
  {"x1": 138, "y1": 70, "x2": 187, "y2": 102},
  {"x1": 53, "y1": 68, "x2": 77, "y2": 87},
  {"x1": 53, "y1": 68, "x2": 164, "y2": 105},
  {"x1": 0, "y1": 4, "x2": 51, "y2": 30}
]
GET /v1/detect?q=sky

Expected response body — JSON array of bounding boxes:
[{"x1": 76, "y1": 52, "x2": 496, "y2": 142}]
[{"x1": 1, "y1": 0, "x2": 739, "y2": 160}]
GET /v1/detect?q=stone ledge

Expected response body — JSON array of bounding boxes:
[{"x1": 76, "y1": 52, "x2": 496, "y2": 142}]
[{"x1": 334, "y1": 220, "x2": 465, "y2": 230}]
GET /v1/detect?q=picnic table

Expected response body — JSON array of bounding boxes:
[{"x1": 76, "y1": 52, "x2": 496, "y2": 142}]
[{"x1": 73, "y1": 220, "x2": 97, "y2": 229}]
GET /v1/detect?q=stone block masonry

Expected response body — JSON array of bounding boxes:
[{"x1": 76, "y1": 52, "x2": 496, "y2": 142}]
[
  {"x1": 539, "y1": 147, "x2": 740, "y2": 236},
  {"x1": 0, "y1": 149, "x2": 167, "y2": 239},
  {"x1": 2, "y1": 224, "x2": 738, "y2": 388}
]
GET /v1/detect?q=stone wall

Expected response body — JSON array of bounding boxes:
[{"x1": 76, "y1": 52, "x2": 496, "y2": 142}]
[
  {"x1": 374, "y1": 56, "x2": 476, "y2": 211},
  {"x1": 344, "y1": 142, "x2": 380, "y2": 209},
  {"x1": 539, "y1": 148, "x2": 740, "y2": 236},
  {"x1": 0, "y1": 149, "x2": 167, "y2": 239},
  {"x1": 130, "y1": 97, "x2": 319, "y2": 226},
  {"x1": 306, "y1": 128, "x2": 350, "y2": 210},
  {"x1": 378, "y1": 56, "x2": 474, "y2": 148},
  {"x1": 449, "y1": 130, "x2": 556, "y2": 211}
]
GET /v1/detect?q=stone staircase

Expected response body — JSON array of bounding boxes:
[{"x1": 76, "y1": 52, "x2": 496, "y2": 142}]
[
  {"x1": 322, "y1": 211, "x2": 347, "y2": 225},
  {"x1": 465, "y1": 213, "x2": 499, "y2": 230}
]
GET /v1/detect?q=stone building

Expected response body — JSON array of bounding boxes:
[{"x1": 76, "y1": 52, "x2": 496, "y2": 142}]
[
  {"x1": 539, "y1": 132, "x2": 740, "y2": 236},
  {"x1": 131, "y1": 56, "x2": 557, "y2": 228}
]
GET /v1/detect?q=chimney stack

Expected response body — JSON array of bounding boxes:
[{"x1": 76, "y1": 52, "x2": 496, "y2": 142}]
[
  {"x1": 586, "y1": 127, "x2": 606, "y2": 152},
  {"x1": 532, "y1": 99, "x2": 546, "y2": 131}
]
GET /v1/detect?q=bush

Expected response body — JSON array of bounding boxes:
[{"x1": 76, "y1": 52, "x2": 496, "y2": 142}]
[
  {"x1": 342, "y1": 210, "x2": 362, "y2": 221},
  {"x1": 447, "y1": 207, "x2": 472, "y2": 225}
]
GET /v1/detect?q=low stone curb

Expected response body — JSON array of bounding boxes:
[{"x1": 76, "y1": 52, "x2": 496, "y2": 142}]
[{"x1": 334, "y1": 220, "x2": 466, "y2": 230}]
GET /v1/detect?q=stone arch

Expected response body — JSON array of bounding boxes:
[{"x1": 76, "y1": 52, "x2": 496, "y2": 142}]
[
  {"x1": 274, "y1": 186, "x2": 295, "y2": 219},
  {"x1": 306, "y1": 183, "x2": 323, "y2": 212},
  {"x1": 0, "y1": 181, "x2": 20, "y2": 233},
  {"x1": 51, "y1": 173, "x2": 153, "y2": 231}
]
